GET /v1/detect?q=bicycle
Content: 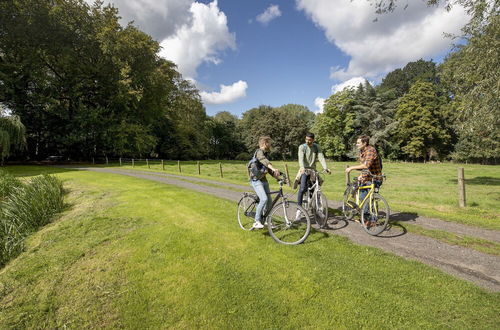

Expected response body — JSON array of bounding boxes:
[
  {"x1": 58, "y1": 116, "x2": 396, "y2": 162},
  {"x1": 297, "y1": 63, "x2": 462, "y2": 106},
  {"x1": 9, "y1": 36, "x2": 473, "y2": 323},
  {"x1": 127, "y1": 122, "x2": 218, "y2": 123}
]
[
  {"x1": 342, "y1": 170, "x2": 390, "y2": 236},
  {"x1": 301, "y1": 169, "x2": 329, "y2": 228},
  {"x1": 237, "y1": 174, "x2": 311, "y2": 245}
]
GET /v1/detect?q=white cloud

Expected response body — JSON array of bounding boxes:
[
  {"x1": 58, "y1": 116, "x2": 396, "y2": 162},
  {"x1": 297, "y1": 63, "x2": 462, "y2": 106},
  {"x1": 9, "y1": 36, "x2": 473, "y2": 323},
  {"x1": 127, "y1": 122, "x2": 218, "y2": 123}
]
[
  {"x1": 314, "y1": 97, "x2": 325, "y2": 113},
  {"x1": 256, "y1": 4, "x2": 282, "y2": 25},
  {"x1": 84, "y1": 0, "x2": 193, "y2": 41},
  {"x1": 159, "y1": 1, "x2": 236, "y2": 80},
  {"x1": 200, "y1": 80, "x2": 248, "y2": 104},
  {"x1": 296, "y1": 0, "x2": 469, "y2": 81},
  {"x1": 331, "y1": 77, "x2": 368, "y2": 93}
]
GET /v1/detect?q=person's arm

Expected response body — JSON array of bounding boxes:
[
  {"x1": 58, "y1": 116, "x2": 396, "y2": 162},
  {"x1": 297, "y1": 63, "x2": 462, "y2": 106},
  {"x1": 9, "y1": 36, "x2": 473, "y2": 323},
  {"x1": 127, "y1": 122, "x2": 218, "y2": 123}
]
[
  {"x1": 298, "y1": 144, "x2": 306, "y2": 173},
  {"x1": 345, "y1": 163, "x2": 368, "y2": 173},
  {"x1": 316, "y1": 145, "x2": 329, "y2": 172},
  {"x1": 257, "y1": 149, "x2": 280, "y2": 176}
]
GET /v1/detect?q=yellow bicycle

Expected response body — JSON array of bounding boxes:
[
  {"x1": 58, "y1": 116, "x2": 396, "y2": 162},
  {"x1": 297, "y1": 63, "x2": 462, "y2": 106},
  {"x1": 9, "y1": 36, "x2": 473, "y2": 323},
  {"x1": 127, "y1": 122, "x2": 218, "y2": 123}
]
[{"x1": 342, "y1": 170, "x2": 390, "y2": 236}]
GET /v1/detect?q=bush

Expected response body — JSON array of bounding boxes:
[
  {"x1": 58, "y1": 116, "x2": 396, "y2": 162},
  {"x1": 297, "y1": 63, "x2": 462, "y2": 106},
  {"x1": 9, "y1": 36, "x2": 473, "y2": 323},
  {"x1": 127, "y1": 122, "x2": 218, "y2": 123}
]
[
  {"x1": 235, "y1": 152, "x2": 251, "y2": 161},
  {"x1": 0, "y1": 174, "x2": 64, "y2": 266},
  {"x1": 0, "y1": 169, "x2": 22, "y2": 200}
]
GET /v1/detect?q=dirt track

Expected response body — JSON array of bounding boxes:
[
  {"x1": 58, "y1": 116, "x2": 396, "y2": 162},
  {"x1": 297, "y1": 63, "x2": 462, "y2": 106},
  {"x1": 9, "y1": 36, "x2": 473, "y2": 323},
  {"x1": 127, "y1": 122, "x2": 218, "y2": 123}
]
[{"x1": 66, "y1": 166, "x2": 500, "y2": 292}]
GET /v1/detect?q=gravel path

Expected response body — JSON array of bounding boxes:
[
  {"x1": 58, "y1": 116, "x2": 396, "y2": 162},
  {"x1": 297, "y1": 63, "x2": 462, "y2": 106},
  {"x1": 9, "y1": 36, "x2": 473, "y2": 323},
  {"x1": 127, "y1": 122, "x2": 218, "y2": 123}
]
[{"x1": 68, "y1": 166, "x2": 500, "y2": 292}]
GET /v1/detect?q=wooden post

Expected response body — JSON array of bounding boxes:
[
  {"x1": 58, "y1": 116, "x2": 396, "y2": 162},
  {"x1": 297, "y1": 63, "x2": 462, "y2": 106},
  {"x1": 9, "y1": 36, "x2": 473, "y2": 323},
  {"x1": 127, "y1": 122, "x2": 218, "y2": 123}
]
[
  {"x1": 161, "y1": 160, "x2": 164, "y2": 171},
  {"x1": 132, "y1": 159, "x2": 134, "y2": 167},
  {"x1": 119, "y1": 157, "x2": 122, "y2": 166},
  {"x1": 146, "y1": 158, "x2": 150, "y2": 168},
  {"x1": 345, "y1": 165, "x2": 350, "y2": 185},
  {"x1": 219, "y1": 162, "x2": 223, "y2": 178},
  {"x1": 92, "y1": 157, "x2": 95, "y2": 165},
  {"x1": 284, "y1": 163, "x2": 291, "y2": 187},
  {"x1": 197, "y1": 161, "x2": 201, "y2": 175},
  {"x1": 458, "y1": 167, "x2": 466, "y2": 207},
  {"x1": 178, "y1": 160, "x2": 181, "y2": 173}
]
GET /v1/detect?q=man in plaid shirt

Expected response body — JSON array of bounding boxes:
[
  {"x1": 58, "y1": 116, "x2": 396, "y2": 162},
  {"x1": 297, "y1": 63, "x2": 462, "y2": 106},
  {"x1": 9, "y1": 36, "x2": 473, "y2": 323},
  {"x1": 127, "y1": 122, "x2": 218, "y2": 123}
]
[{"x1": 345, "y1": 136, "x2": 382, "y2": 222}]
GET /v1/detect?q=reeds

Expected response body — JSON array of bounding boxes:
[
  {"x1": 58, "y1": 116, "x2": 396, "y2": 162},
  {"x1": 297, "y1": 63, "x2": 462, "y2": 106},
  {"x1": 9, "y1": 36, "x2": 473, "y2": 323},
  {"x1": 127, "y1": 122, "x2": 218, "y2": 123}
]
[{"x1": 0, "y1": 172, "x2": 64, "y2": 266}]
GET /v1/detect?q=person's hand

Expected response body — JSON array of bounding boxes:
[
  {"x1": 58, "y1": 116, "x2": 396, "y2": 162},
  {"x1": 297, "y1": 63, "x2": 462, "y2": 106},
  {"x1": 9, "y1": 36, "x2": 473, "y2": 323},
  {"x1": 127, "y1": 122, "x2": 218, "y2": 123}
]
[
  {"x1": 273, "y1": 168, "x2": 280, "y2": 177},
  {"x1": 345, "y1": 167, "x2": 351, "y2": 174},
  {"x1": 300, "y1": 168, "x2": 305, "y2": 175}
]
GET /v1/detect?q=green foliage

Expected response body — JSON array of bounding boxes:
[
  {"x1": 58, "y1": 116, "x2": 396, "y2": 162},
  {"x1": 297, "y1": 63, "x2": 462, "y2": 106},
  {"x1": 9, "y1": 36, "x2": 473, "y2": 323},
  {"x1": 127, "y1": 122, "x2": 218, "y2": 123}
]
[
  {"x1": 378, "y1": 59, "x2": 438, "y2": 97},
  {"x1": 395, "y1": 81, "x2": 452, "y2": 160},
  {"x1": 0, "y1": 170, "x2": 21, "y2": 200},
  {"x1": 239, "y1": 104, "x2": 314, "y2": 159},
  {"x1": 439, "y1": 8, "x2": 499, "y2": 163},
  {"x1": 0, "y1": 116, "x2": 26, "y2": 161},
  {"x1": 0, "y1": 174, "x2": 64, "y2": 266},
  {"x1": 314, "y1": 89, "x2": 356, "y2": 159},
  {"x1": 0, "y1": 0, "x2": 207, "y2": 160},
  {"x1": 206, "y1": 111, "x2": 245, "y2": 159}
]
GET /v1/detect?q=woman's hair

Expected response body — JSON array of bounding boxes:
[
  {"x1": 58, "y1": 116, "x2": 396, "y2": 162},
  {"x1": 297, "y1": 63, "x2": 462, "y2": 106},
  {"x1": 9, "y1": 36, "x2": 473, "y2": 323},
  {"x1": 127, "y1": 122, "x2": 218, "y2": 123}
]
[{"x1": 258, "y1": 136, "x2": 271, "y2": 147}]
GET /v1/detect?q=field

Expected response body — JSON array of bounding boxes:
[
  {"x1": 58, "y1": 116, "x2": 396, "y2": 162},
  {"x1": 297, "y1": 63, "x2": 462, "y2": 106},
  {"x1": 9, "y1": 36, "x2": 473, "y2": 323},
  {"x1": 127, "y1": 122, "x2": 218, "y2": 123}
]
[
  {"x1": 100, "y1": 159, "x2": 500, "y2": 230},
  {"x1": 0, "y1": 166, "x2": 498, "y2": 328}
]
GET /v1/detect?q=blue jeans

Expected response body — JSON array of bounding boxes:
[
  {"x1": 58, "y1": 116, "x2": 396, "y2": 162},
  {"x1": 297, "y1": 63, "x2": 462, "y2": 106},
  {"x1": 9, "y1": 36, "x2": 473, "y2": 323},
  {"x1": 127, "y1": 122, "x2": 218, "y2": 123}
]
[
  {"x1": 250, "y1": 179, "x2": 272, "y2": 224},
  {"x1": 297, "y1": 173, "x2": 311, "y2": 207}
]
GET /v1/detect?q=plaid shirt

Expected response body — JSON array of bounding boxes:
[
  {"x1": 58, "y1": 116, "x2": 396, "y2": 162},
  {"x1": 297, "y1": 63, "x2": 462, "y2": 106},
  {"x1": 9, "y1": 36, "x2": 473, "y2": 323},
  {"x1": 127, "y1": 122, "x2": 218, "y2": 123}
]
[{"x1": 359, "y1": 145, "x2": 382, "y2": 183}]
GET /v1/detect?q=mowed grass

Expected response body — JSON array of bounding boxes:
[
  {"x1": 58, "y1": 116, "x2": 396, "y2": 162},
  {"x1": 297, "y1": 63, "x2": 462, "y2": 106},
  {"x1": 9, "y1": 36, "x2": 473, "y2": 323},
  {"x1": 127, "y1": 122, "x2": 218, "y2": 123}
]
[
  {"x1": 105, "y1": 160, "x2": 500, "y2": 230},
  {"x1": 0, "y1": 166, "x2": 498, "y2": 328}
]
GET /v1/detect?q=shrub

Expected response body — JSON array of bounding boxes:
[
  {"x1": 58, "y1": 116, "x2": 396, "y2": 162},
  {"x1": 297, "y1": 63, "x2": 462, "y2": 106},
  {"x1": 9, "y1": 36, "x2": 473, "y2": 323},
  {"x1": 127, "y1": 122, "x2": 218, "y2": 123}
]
[
  {"x1": 0, "y1": 169, "x2": 22, "y2": 200},
  {"x1": 0, "y1": 174, "x2": 64, "y2": 266},
  {"x1": 235, "y1": 152, "x2": 251, "y2": 161}
]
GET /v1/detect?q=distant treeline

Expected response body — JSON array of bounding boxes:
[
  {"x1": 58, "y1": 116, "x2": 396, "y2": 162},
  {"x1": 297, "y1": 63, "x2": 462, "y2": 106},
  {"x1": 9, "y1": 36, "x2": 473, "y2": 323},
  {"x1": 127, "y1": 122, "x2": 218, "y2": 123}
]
[{"x1": 0, "y1": 0, "x2": 498, "y2": 164}]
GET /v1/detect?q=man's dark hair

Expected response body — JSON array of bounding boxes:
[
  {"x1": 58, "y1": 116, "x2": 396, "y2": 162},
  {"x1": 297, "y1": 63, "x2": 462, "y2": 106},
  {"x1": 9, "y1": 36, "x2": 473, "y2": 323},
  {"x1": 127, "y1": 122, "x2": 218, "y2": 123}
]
[
  {"x1": 306, "y1": 132, "x2": 315, "y2": 139},
  {"x1": 358, "y1": 135, "x2": 370, "y2": 145}
]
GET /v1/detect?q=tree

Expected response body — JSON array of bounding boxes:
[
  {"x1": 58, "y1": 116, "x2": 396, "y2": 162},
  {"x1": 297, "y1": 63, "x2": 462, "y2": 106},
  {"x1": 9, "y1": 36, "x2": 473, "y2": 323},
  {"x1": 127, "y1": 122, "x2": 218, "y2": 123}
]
[
  {"x1": 378, "y1": 59, "x2": 438, "y2": 97},
  {"x1": 0, "y1": 114, "x2": 26, "y2": 163},
  {"x1": 206, "y1": 111, "x2": 245, "y2": 159},
  {"x1": 439, "y1": 10, "x2": 499, "y2": 163},
  {"x1": 313, "y1": 90, "x2": 356, "y2": 159},
  {"x1": 395, "y1": 81, "x2": 453, "y2": 160},
  {"x1": 239, "y1": 104, "x2": 314, "y2": 159}
]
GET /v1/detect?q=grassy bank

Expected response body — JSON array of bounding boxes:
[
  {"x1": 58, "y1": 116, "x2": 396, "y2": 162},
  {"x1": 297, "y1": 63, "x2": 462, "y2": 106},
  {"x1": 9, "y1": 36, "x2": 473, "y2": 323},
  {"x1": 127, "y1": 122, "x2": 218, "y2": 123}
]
[
  {"x1": 104, "y1": 160, "x2": 500, "y2": 230},
  {"x1": 0, "y1": 166, "x2": 498, "y2": 328}
]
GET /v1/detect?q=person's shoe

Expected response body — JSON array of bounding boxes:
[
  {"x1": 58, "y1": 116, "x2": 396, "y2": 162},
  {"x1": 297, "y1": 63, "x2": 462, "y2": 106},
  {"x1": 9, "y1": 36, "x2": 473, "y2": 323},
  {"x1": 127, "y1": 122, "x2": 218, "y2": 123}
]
[{"x1": 252, "y1": 222, "x2": 264, "y2": 229}]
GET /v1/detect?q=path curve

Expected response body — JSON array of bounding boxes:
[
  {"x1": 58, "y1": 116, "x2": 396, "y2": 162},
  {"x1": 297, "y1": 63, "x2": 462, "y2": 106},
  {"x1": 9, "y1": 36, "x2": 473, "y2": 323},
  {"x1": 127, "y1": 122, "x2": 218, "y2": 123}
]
[{"x1": 66, "y1": 166, "x2": 500, "y2": 292}]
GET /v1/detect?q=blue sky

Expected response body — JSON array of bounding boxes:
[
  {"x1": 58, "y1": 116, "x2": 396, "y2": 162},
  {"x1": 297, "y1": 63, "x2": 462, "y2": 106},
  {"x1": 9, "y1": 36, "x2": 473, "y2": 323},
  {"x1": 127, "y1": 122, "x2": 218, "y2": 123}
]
[{"x1": 87, "y1": 0, "x2": 469, "y2": 116}]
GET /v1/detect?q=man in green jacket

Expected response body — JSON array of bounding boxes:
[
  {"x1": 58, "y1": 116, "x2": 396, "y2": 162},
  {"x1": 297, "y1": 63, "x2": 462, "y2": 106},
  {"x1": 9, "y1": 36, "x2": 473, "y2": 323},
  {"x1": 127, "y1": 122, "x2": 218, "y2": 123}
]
[{"x1": 296, "y1": 133, "x2": 330, "y2": 210}]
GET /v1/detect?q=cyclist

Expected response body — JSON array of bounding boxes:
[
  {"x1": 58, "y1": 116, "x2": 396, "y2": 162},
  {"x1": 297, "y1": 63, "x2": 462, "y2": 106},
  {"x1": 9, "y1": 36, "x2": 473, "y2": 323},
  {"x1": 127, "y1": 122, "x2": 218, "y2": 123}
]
[
  {"x1": 345, "y1": 135, "x2": 382, "y2": 224},
  {"x1": 296, "y1": 133, "x2": 330, "y2": 218},
  {"x1": 249, "y1": 136, "x2": 280, "y2": 229}
]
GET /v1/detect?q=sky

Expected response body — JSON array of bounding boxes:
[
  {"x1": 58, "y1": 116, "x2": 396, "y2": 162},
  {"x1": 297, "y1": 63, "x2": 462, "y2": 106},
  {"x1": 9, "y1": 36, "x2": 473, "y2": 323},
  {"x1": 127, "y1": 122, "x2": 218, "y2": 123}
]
[{"x1": 84, "y1": 0, "x2": 469, "y2": 116}]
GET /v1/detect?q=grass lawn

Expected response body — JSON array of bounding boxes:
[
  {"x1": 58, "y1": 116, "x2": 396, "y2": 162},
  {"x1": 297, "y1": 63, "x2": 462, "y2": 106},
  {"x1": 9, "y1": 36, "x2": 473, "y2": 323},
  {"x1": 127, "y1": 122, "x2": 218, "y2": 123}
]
[
  {"x1": 105, "y1": 160, "x2": 500, "y2": 230},
  {"x1": 0, "y1": 165, "x2": 498, "y2": 328}
]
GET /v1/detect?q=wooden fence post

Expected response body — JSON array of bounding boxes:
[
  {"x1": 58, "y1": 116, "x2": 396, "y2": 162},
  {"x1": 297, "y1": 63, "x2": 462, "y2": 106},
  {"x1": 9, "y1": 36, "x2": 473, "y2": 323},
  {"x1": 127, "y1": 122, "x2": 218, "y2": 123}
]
[
  {"x1": 458, "y1": 167, "x2": 466, "y2": 207},
  {"x1": 92, "y1": 157, "x2": 95, "y2": 165},
  {"x1": 197, "y1": 161, "x2": 201, "y2": 175},
  {"x1": 119, "y1": 157, "x2": 122, "y2": 166},
  {"x1": 178, "y1": 160, "x2": 181, "y2": 173},
  {"x1": 132, "y1": 159, "x2": 134, "y2": 167},
  {"x1": 345, "y1": 165, "x2": 350, "y2": 185},
  {"x1": 284, "y1": 163, "x2": 291, "y2": 187},
  {"x1": 105, "y1": 156, "x2": 108, "y2": 165},
  {"x1": 219, "y1": 162, "x2": 223, "y2": 178},
  {"x1": 161, "y1": 160, "x2": 164, "y2": 171},
  {"x1": 146, "y1": 158, "x2": 150, "y2": 169}
]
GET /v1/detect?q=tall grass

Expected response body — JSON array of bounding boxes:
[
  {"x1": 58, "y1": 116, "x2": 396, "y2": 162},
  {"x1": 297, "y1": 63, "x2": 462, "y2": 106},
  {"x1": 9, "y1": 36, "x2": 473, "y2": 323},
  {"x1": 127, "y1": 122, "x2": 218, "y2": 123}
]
[
  {"x1": 0, "y1": 169, "x2": 22, "y2": 199},
  {"x1": 0, "y1": 173, "x2": 64, "y2": 266}
]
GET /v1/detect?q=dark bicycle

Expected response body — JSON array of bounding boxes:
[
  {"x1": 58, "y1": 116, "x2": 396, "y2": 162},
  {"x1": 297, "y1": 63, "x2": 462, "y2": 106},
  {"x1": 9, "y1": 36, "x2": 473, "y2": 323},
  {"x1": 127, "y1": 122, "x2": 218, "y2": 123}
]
[{"x1": 237, "y1": 174, "x2": 311, "y2": 245}]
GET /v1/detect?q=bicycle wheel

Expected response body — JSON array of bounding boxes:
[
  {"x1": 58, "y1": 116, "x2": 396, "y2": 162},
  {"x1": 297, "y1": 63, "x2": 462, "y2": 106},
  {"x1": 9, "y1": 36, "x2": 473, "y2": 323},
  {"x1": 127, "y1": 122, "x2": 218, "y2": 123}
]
[
  {"x1": 267, "y1": 201, "x2": 311, "y2": 245},
  {"x1": 361, "y1": 193, "x2": 390, "y2": 236},
  {"x1": 237, "y1": 194, "x2": 258, "y2": 230},
  {"x1": 342, "y1": 185, "x2": 356, "y2": 220},
  {"x1": 312, "y1": 191, "x2": 328, "y2": 228}
]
